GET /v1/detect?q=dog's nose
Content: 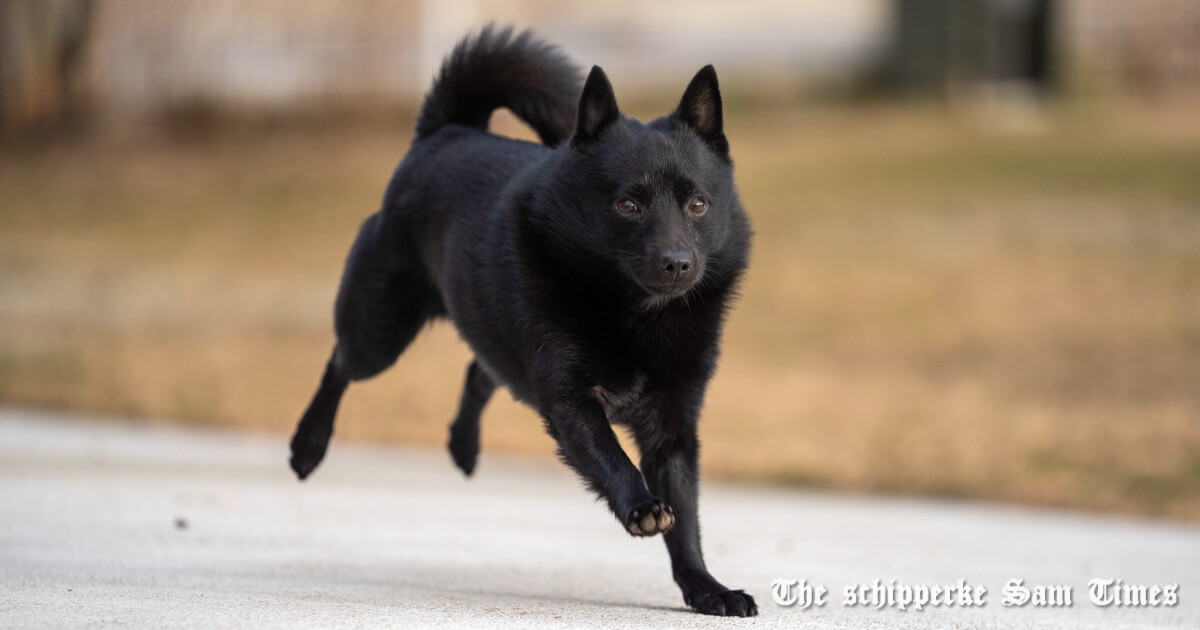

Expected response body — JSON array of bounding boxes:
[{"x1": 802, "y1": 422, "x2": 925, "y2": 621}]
[{"x1": 659, "y1": 250, "x2": 693, "y2": 279}]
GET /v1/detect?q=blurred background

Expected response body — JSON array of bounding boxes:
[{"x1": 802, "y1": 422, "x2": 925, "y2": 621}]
[{"x1": 2, "y1": 0, "x2": 1198, "y2": 522}]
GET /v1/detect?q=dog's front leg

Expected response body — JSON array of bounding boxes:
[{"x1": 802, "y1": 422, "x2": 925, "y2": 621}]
[
  {"x1": 635, "y1": 411, "x2": 758, "y2": 617},
  {"x1": 541, "y1": 397, "x2": 675, "y2": 537}
]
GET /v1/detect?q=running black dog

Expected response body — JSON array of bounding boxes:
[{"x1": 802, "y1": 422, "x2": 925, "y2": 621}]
[{"x1": 289, "y1": 26, "x2": 754, "y2": 617}]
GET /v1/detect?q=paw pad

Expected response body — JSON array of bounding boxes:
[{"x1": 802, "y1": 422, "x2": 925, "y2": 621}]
[{"x1": 626, "y1": 500, "x2": 675, "y2": 536}]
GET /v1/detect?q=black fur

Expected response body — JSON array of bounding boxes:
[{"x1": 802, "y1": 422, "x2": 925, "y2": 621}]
[
  {"x1": 290, "y1": 26, "x2": 755, "y2": 617},
  {"x1": 415, "y1": 26, "x2": 581, "y2": 146}
]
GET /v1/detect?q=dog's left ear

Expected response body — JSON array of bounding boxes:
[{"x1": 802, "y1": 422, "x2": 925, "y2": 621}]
[{"x1": 673, "y1": 65, "x2": 729, "y2": 159}]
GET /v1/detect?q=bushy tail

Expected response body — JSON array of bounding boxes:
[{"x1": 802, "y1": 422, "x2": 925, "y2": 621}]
[{"x1": 415, "y1": 26, "x2": 583, "y2": 146}]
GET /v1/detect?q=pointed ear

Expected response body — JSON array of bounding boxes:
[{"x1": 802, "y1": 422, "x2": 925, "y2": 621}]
[
  {"x1": 572, "y1": 66, "x2": 620, "y2": 147},
  {"x1": 674, "y1": 65, "x2": 729, "y2": 158}
]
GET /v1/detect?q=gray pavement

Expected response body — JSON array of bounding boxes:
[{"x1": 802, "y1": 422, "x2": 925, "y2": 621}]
[{"x1": 1, "y1": 408, "x2": 1198, "y2": 629}]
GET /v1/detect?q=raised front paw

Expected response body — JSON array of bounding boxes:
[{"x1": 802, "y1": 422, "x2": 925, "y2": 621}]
[
  {"x1": 686, "y1": 587, "x2": 758, "y2": 617},
  {"x1": 625, "y1": 499, "x2": 675, "y2": 537}
]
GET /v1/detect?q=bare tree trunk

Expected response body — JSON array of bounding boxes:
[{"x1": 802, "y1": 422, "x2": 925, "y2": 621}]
[{"x1": 0, "y1": 0, "x2": 93, "y2": 138}]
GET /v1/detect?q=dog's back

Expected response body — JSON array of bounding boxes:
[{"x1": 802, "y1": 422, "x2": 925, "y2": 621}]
[
  {"x1": 384, "y1": 27, "x2": 584, "y2": 305},
  {"x1": 289, "y1": 27, "x2": 580, "y2": 477}
]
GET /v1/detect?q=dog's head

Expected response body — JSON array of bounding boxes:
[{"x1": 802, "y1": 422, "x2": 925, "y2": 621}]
[{"x1": 534, "y1": 65, "x2": 749, "y2": 305}]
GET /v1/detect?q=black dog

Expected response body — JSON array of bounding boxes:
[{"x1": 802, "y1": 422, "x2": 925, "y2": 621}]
[{"x1": 289, "y1": 26, "x2": 754, "y2": 617}]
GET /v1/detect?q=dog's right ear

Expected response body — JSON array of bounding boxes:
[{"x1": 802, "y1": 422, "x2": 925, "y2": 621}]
[{"x1": 572, "y1": 66, "x2": 620, "y2": 148}]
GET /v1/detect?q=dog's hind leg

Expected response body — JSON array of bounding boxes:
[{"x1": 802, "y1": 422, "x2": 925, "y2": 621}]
[
  {"x1": 290, "y1": 211, "x2": 441, "y2": 480},
  {"x1": 289, "y1": 353, "x2": 347, "y2": 479},
  {"x1": 447, "y1": 360, "x2": 496, "y2": 476}
]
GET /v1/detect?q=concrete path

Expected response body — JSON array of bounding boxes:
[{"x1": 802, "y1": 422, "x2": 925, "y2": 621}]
[{"x1": 1, "y1": 408, "x2": 1197, "y2": 629}]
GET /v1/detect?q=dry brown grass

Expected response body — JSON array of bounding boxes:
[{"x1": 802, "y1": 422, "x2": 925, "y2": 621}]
[{"x1": 3, "y1": 102, "x2": 1200, "y2": 522}]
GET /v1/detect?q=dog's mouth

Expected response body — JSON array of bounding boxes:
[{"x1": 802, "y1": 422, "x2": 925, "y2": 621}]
[
  {"x1": 644, "y1": 281, "x2": 692, "y2": 297},
  {"x1": 637, "y1": 274, "x2": 702, "y2": 300}
]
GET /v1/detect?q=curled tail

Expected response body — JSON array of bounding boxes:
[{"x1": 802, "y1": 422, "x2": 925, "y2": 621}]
[{"x1": 415, "y1": 25, "x2": 583, "y2": 147}]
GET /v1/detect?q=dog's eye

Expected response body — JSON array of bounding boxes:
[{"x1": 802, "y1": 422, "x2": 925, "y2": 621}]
[
  {"x1": 614, "y1": 199, "x2": 639, "y2": 215},
  {"x1": 687, "y1": 197, "x2": 709, "y2": 216}
]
